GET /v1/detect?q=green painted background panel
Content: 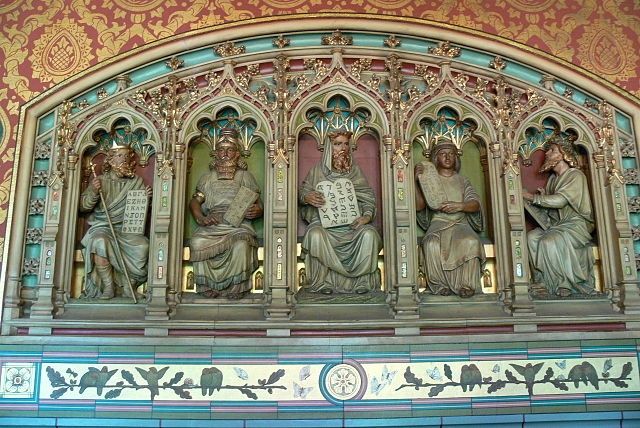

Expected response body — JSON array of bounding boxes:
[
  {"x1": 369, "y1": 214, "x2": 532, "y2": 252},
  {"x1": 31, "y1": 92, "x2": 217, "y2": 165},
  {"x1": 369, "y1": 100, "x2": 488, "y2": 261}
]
[{"x1": 38, "y1": 112, "x2": 56, "y2": 135}]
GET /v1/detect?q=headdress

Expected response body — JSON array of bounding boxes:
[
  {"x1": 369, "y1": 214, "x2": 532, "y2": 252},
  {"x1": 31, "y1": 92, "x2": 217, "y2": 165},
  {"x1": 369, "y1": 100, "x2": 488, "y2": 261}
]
[
  {"x1": 216, "y1": 128, "x2": 242, "y2": 150},
  {"x1": 547, "y1": 134, "x2": 578, "y2": 167}
]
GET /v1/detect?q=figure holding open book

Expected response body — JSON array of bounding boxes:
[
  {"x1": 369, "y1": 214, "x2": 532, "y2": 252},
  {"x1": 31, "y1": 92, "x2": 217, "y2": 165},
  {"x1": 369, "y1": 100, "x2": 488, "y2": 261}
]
[
  {"x1": 189, "y1": 128, "x2": 262, "y2": 299},
  {"x1": 415, "y1": 141, "x2": 485, "y2": 298},
  {"x1": 80, "y1": 145, "x2": 151, "y2": 300},
  {"x1": 522, "y1": 137, "x2": 596, "y2": 297},
  {"x1": 299, "y1": 130, "x2": 382, "y2": 294}
]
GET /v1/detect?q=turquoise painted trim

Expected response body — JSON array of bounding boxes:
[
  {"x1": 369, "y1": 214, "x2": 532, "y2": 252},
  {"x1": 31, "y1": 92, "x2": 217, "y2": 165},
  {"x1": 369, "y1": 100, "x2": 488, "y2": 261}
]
[
  {"x1": 22, "y1": 275, "x2": 37, "y2": 286},
  {"x1": 503, "y1": 61, "x2": 544, "y2": 86},
  {"x1": 31, "y1": 186, "x2": 46, "y2": 199},
  {"x1": 616, "y1": 112, "x2": 632, "y2": 133},
  {"x1": 38, "y1": 112, "x2": 55, "y2": 136},
  {"x1": 128, "y1": 61, "x2": 173, "y2": 86},
  {"x1": 179, "y1": 48, "x2": 215, "y2": 68},
  {"x1": 623, "y1": 158, "x2": 637, "y2": 168},
  {"x1": 28, "y1": 214, "x2": 43, "y2": 228},
  {"x1": 457, "y1": 49, "x2": 494, "y2": 68},
  {"x1": 34, "y1": 159, "x2": 49, "y2": 171},
  {"x1": 24, "y1": 244, "x2": 40, "y2": 259}
]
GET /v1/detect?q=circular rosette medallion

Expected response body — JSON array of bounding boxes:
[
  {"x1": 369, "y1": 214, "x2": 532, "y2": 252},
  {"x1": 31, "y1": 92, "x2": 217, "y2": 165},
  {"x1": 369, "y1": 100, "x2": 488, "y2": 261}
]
[{"x1": 319, "y1": 361, "x2": 367, "y2": 403}]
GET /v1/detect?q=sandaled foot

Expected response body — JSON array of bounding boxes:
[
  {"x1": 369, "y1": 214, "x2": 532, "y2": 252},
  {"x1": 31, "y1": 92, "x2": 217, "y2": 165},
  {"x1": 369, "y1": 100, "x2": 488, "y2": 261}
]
[
  {"x1": 555, "y1": 288, "x2": 572, "y2": 297},
  {"x1": 227, "y1": 291, "x2": 248, "y2": 300},
  {"x1": 459, "y1": 287, "x2": 475, "y2": 298},
  {"x1": 437, "y1": 288, "x2": 452, "y2": 296},
  {"x1": 530, "y1": 284, "x2": 548, "y2": 295},
  {"x1": 202, "y1": 289, "x2": 221, "y2": 298}
]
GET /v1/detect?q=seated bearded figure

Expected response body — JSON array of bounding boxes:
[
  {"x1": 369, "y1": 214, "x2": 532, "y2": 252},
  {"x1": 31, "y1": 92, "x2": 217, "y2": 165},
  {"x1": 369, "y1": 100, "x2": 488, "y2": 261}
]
[
  {"x1": 79, "y1": 145, "x2": 151, "y2": 300},
  {"x1": 189, "y1": 128, "x2": 263, "y2": 299},
  {"x1": 299, "y1": 130, "x2": 382, "y2": 295},
  {"x1": 523, "y1": 138, "x2": 596, "y2": 297}
]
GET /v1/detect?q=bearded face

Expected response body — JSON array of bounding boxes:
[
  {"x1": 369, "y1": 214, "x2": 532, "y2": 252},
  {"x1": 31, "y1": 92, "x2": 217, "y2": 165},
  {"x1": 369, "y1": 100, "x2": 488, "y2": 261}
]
[
  {"x1": 106, "y1": 148, "x2": 136, "y2": 178},
  {"x1": 539, "y1": 144, "x2": 563, "y2": 173},
  {"x1": 213, "y1": 143, "x2": 240, "y2": 179},
  {"x1": 331, "y1": 134, "x2": 352, "y2": 174}
]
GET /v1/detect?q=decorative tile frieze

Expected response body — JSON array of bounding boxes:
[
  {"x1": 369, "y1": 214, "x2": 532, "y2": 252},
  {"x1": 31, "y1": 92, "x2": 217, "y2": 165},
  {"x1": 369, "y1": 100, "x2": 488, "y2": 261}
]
[
  {"x1": 624, "y1": 168, "x2": 639, "y2": 184},
  {"x1": 25, "y1": 228, "x2": 43, "y2": 244},
  {"x1": 31, "y1": 170, "x2": 49, "y2": 187},
  {"x1": 39, "y1": 356, "x2": 639, "y2": 404},
  {"x1": 29, "y1": 198, "x2": 45, "y2": 215},
  {"x1": 22, "y1": 258, "x2": 39, "y2": 276}
]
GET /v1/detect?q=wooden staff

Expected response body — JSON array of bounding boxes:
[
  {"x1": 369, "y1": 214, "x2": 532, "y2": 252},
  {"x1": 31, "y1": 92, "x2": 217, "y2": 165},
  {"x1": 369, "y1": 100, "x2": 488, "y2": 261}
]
[{"x1": 89, "y1": 161, "x2": 137, "y2": 303}]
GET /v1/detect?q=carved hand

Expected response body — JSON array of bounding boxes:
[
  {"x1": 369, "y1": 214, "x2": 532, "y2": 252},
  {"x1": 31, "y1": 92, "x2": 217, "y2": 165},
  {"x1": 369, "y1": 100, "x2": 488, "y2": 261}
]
[
  {"x1": 350, "y1": 215, "x2": 372, "y2": 229},
  {"x1": 145, "y1": 185, "x2": 153, "y2": 197},
  {"x1": 304, "y1": 191, "x2": 326, "y2": 207},
  {"x1": 439, "y1": 201, "x2": 463, "y2": 214},
  {"x1": 414, "y1": 162, "x2": 425, "y2": 178},
  {"x1": 92, "y1": 177, "x2": 102, "y2": 193},
  {"x1": 245, "y1": 203, "x2": 263, "y2": 219},
  {"x1": 197, "y1": 215, "x2": 219, "y2": 226}
]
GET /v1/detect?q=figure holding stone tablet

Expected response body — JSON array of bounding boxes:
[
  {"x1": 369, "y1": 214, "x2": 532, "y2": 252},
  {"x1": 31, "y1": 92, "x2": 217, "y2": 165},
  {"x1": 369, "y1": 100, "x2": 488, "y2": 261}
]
[
  {"x1": 189, "y1": 128, "x2": 262, "y2": 300},
  {"x1": 415, "y1": 141, "x2": 485, "y2": 298},
  {"x1": 299, "y1": 130, "x2": 382, "y2": 295}
]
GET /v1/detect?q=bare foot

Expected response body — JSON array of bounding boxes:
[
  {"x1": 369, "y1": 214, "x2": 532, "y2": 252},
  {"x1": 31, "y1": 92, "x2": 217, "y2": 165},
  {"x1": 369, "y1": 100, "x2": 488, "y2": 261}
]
[
  {"x1": 555, "y1": 288, "x2": 572, "y2": 297},
  {"x1": 459, "y1": 287, "x2": 475, "y2": 298},
  {"x1": 438, "y1": 288, "x2": 452, "y2": 296}
]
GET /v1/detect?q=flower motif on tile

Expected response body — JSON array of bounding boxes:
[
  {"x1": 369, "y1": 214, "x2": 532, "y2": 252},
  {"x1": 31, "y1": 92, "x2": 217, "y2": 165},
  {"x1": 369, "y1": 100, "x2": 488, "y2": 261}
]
[
  {"x1": 325, "y1": 363, "x2": 361, "y2": 400},
  {"x1": 0, "y1": 363, "x2": 35, "y2": 398}
]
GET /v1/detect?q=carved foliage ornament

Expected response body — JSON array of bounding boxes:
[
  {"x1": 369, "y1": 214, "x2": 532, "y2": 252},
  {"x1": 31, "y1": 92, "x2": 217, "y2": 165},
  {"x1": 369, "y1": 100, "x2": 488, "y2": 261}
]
[
  {"x1": 214, "y1": 42, "x2": 246, "y2": 57},
  {"x1": 321, "y1": 30, "x2": 352, "y2": 46},
  {"x1": 428, "y1": 41, "x2": 461, "y2": 58}
]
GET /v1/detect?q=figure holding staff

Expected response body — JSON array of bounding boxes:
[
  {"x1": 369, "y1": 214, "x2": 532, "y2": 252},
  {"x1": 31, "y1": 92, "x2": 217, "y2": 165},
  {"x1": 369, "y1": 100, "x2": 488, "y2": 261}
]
[{"x1": 79, "y1": 144, "x2": 151, "y2": 301}]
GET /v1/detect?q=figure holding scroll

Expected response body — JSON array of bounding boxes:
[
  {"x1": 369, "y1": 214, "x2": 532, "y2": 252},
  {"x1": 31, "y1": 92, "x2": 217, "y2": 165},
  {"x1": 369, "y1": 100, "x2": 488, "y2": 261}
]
[
  {"x1": 522, "y1": 138, "x2": 596, "y2": 297},
  {"x1": 415, "y1": 142, "x2": 485, "y2": 297},
  {"x1": 299, "y1": 130, "x2": 382, "y2": 294},
  {"x1": 80, "y1": 146, "x2": 151, "y2": 300},
  {"x1": 189, "y1": 128, "x2": 262, "y2": 299}
]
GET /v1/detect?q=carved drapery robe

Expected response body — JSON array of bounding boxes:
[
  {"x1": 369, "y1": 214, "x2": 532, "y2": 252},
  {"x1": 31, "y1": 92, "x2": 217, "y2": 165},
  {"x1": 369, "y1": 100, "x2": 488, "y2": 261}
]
[
  {"x1": 527, "y1": 168, "x2": 596, "y2": 294},
  {"x1": 299, "y1": 163, "x2": 382, "y2": 293},
  {"x1": 79, "y1": 171, "x2": 149, "y2": 298},
  {"x1": 189, "y1": 170, "x2": 260, "y2": 295},
  {"x1": 417, "y1": 171, "x2": 485, "y2": 295}
]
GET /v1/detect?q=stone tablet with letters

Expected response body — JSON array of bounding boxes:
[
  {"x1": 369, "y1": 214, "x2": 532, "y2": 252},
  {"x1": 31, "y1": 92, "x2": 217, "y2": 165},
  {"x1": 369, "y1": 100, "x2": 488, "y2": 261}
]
[
  {"x1": 417, "y1": 161, "x2": 447, "y2": 210},
  {"x1": 316, "y1": 178, "x2": 361, "y2": 228},
  {"x1": 223, "y1": 185, "x2": 259, "y2": 227},
  {"x1": 121, "y1": 190, "x2": 148, "y2": 234}
]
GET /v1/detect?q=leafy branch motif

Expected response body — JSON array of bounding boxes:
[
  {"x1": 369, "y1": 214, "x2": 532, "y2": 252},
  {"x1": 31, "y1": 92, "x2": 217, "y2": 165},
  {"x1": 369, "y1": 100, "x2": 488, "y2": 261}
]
[
  {"x1": 395, "y1": 361, "x2": 634, "y2": 398},
  {"x1": 46, "y1": 366, "x2": 287, "y2": 400}
]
